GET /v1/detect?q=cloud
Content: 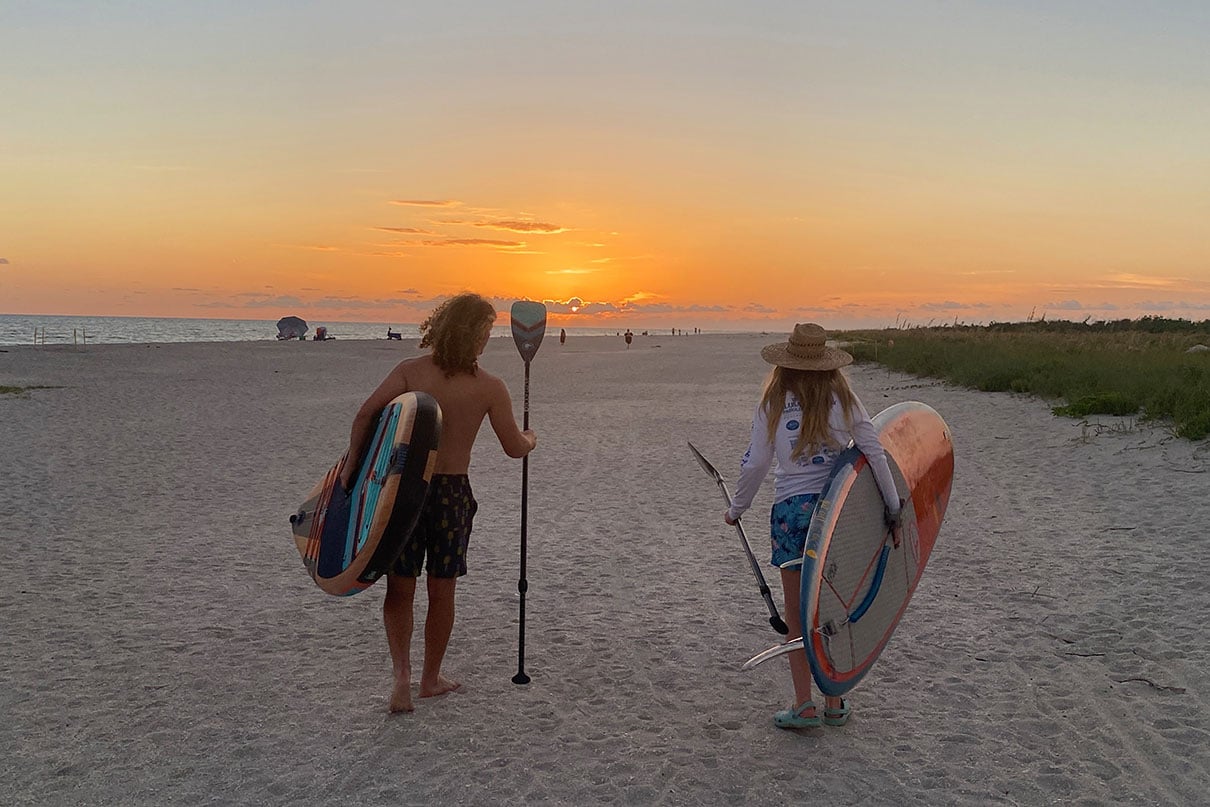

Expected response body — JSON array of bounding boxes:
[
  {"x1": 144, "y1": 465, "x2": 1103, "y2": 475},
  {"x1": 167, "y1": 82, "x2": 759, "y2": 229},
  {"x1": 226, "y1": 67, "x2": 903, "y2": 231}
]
[
  {"x1": 919, "y1": 300, "x2": 990, "y2": 311},
  {"x1": 420, "y1": 238, "x2": 525, "y2": 249},
  {"x1": 1136, "y1": 299, "x2": 1210, "y2": 312},
  {"x1": 389, "y1": 199, "x2": 461, "y2": 207},
  {"x1": 543, "y1": 298, "x2": 590, "y2": 314},
  {"x1": 372, "y1": 226, "x2": 434, "y2": 235},
  {"x1": 473, "y1": 220, "x2": 569, "y2": 234},
  {"x1": 277, "y1": 244, "x2": 343, "y2": 252},
  {"x1": 1103, "y1": 273, "x2": 1180, "y2": 289},
  {"x1": 1045, "y1": 300, "x2": 1086, "y2": 311},
  {"x1": 0, "y1": 257, "x2": 9, "y2": 264},
  {"x1": 744, "y1": 303, "x2": 777, "y2": 314},
  {"x1": 545, "y1": 268, "x2": 595, "y2": 275},
  {"x1": 198, "y1": 293, "x2": 427, "y2": 311}
]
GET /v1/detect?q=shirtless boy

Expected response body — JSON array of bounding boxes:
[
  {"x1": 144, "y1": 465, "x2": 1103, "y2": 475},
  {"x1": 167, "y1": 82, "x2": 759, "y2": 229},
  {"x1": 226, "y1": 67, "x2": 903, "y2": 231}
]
[{"x1": 341, "y1": 293, "x2": 537, "y2": 713}]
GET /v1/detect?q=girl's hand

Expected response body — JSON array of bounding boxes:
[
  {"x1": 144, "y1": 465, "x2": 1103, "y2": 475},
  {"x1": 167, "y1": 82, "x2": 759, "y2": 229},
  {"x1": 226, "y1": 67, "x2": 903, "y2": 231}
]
[{"x1": 724, "y1": 510, "x2": 737, "y2": 526}]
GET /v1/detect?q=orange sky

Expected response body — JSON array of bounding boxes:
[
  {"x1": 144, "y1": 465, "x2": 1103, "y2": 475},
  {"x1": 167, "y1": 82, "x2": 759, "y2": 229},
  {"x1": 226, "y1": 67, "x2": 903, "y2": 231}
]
[{"x1": 2, "y1": 3, "x2": 1208, "y2": 329}]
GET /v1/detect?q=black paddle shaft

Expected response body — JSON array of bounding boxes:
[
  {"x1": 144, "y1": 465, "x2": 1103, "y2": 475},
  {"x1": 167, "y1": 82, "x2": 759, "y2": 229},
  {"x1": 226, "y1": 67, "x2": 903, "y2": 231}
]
[
  {"x1": 513, "y1": 360, "x2": 532, "y2": 685},
  {"x1": 688, "y1": 442, "x2": 789, "y2": 635}
]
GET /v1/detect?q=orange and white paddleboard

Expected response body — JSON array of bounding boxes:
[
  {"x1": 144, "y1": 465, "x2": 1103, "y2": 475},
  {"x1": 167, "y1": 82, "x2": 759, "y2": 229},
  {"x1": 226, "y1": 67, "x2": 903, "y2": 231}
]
[{"x1": 744, "y1": 401, "x2": 954, "y2": 697}]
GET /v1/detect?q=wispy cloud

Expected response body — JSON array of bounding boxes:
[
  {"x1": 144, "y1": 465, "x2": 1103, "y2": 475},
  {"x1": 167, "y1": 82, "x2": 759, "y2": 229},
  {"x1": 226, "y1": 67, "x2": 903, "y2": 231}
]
[
  {"x1": 420, "y1": 238, "x2": 526, "y2": 249},
  {"x1": 389, "y1": 199, "x2": 461, "y2": 207},
  {"x1": 919, "y1": 300, "x2": 991, "y2": 311},
  {"x1": 372, "y1": 226, "x2": 434, "y2": 235},
  {"x1": 1102, "y1": 273, "x2": 1181, "y2": 289},
  {"x1": 546, "y1": 268, "x2": 595, "y2": 275},
  {"x1": 473, "y1": 220, "x2": 569, "y2": 234},
  {"x1": 0, "y1": 257, "x2": 9, "y2": 265},
  {"x1": 278, "y1": 244, "x2": 343, "y2": 252},
  {"x1": 199, "y1": 293, "x2": 427, "y2": 311}
]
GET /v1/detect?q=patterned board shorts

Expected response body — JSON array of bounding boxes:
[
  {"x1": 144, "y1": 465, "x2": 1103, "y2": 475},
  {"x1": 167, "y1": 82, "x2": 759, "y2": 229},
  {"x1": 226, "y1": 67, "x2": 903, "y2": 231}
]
[
  {"x1": 392, "y1": 474, "x2": 478, "y2": 578},
  {"x1": 769, "y1": 493, "x2": 820, "y2": 568}
]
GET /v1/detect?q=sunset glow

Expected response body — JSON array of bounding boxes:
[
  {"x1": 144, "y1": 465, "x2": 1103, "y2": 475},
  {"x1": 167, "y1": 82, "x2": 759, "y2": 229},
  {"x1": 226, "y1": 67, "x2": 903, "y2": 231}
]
[{"x1": 2, "y1": 3, "x2": 1209, "y2": 330}]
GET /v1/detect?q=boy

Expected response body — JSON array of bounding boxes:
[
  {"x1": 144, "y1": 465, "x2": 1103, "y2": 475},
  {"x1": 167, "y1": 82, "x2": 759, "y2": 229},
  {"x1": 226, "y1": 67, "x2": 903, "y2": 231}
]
[{"x1": 341, "y1": 293, "x2": 537, "y2": 713}]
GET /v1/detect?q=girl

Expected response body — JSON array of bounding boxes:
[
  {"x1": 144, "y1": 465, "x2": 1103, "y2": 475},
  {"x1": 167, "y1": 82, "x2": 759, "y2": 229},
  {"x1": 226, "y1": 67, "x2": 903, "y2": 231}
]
[{"x1": 725, "y1": 323, "x2": 901, "y2": 729}]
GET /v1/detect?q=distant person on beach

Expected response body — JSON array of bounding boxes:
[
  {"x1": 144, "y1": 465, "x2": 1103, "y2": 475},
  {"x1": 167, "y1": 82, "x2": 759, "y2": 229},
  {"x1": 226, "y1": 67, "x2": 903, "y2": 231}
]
[
  {"x1": 725, "y1": 323, "x2": 902, "y2": 730},
  {"x1": 560, "y1": 328, "x2": 566, "y2": 346},
  {"x1": 342, "y1": 293, "x2": 537, "y2": 713},
  {"x1": 624, "y1": 329, "x2": 633, "y2": 348}
]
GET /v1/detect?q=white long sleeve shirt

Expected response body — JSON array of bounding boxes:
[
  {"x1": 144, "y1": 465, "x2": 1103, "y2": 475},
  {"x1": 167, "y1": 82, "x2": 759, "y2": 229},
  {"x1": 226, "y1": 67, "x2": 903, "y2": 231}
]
[{"x1": 727, "y1": 392, "x2": 901, "y2": 521}]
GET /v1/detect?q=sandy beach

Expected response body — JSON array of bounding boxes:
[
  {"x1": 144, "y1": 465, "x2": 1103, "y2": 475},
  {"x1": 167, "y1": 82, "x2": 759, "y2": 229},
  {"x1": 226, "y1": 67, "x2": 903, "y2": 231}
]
[{"x1": 2, "y1": 333, "x2": 1208, "y2": 806}]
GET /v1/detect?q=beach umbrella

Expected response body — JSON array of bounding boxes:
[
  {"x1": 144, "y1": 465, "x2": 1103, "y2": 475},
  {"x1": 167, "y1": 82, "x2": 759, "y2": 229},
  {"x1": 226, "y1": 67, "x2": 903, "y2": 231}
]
[{"x1": 276, "y1": 316, "x2": 308, "y2": 340}]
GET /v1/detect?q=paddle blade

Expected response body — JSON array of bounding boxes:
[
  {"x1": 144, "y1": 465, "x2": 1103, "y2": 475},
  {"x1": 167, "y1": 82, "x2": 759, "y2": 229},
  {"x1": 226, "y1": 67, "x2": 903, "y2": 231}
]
[
  {"x1": 510, "y1": 301, "x2": 547, "y2": 362},
  {"x1": 741, "y1": 637, "x2": 805, "y2": 671},
  {"x1": 687, "y1": 441, "x2": 722, "y2": 482}
]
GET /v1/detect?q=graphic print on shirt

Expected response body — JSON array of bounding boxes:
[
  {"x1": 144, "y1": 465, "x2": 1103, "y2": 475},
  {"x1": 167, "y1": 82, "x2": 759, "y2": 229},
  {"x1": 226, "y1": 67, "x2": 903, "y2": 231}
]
[{"x1": 782, "y1": 400, "x2": 839, "y2": 468}]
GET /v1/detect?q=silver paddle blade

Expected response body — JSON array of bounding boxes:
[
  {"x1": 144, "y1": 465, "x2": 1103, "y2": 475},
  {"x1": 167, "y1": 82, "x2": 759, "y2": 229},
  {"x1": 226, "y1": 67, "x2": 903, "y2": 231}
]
[
  {"x1": 741, "y1": 637, "x2": 804, "y2": 671},
  {"x1": 687, "y1": 441, "x2": 721, "y2": 481},
  {"x1": 510, "y1": 301, "x2": 547, "y2": 362}
]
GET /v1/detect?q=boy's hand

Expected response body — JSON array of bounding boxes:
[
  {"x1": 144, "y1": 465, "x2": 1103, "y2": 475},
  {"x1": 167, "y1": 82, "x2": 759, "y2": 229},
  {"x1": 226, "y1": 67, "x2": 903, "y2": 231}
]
[{"x1": 523, "y1": 429, "x2": 537, "y2": 450}]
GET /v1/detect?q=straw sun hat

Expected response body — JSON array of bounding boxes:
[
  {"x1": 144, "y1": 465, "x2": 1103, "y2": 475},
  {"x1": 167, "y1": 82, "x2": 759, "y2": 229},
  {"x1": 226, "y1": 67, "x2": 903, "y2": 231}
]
[{"x1": 760, "y1": 323, "x2": 853, "y2": 371}]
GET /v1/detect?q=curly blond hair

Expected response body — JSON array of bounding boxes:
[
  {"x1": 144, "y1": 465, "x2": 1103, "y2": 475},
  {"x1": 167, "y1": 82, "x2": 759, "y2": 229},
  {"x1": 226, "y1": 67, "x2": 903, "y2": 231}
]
[{"x1": 419, "y1": 293, "x2": 496, "y2": 376}]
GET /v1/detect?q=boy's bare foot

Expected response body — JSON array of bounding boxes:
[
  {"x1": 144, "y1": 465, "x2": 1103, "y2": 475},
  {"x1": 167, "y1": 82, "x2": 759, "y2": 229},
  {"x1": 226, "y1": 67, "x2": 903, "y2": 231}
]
[
  {"x1": 418, "y1": 675, "x2": 462, "y2": 698},
  {"x1": 388, "y1": 679, "x2": 414, "y2": 713}
]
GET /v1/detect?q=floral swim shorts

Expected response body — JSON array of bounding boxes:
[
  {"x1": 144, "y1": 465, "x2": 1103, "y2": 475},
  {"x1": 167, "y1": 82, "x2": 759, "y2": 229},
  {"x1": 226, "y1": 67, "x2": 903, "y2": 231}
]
[
  {"x1": 392, "y1": 474, "x2": 478, "y2": 578},
  {"x1": 769, "y1": 493, "x2": 820, "y2": 568}
]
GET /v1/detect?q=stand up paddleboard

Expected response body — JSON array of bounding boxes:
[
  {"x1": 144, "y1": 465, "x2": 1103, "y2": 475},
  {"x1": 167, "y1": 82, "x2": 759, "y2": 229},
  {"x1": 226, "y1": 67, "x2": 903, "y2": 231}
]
[
  {"x1": 743, "y1": 401, "x2": 953, "y2": 697},
  {"x1": 289, "y1": 392, "x2": 442, "y2": 596}
]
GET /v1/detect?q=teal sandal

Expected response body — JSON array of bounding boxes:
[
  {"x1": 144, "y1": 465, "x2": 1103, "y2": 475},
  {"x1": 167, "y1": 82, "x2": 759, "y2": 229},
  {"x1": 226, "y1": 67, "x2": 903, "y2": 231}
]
[
  {"x1": 823, "y1": 699, "x2": 851, "y2": 727},
  {"x1": 773, "y1": 700, "x2": 822, "y2": 729}
]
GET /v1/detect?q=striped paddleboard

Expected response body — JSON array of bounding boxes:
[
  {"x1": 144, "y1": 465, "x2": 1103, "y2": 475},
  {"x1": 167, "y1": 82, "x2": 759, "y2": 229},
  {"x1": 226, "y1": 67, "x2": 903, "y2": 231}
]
[{"x1": 289, "y1": 392, "x2": 442, "y2": 596}]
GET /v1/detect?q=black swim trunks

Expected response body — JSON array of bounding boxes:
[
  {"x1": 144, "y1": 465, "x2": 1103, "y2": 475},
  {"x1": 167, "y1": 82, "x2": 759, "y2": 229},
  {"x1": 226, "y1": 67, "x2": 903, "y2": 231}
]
[{"x1": 392, "y1": 474, "x2": 478, "y2": 578}]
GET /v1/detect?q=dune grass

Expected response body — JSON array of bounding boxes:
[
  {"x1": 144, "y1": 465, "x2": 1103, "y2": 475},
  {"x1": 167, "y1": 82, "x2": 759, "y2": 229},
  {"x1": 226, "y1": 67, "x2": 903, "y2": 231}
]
[
  {"x1": 839, "y1": 322, "x2": 1210, "y2": 440},
  {"x1": 0, "y1": 385, "x2": 60, "y2": 396}
]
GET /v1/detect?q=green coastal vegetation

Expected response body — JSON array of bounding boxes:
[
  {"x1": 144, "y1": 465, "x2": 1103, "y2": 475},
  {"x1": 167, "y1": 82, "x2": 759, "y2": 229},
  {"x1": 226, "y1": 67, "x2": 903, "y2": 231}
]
[
  {"x1": 0, "y1": 385, "x2": 59, "y2": 396},
  {"x1": 839, "y1": 316, "x2": 1210, "y2": 440}
]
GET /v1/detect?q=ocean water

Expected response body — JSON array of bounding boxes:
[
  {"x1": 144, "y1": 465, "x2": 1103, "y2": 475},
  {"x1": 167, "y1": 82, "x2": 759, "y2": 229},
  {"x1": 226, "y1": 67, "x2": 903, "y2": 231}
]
[{"x1": 0, "y1": 314, "x2": 672, "y2": 346}]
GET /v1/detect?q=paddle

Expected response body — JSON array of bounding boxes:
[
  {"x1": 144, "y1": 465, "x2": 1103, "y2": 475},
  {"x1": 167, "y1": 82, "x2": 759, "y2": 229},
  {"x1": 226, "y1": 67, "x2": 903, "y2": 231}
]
[
  {"x1": 687, "y1": 442, "x2": 790, "y2": 635},
  {"x1": 510, "y1": 300, "x2": 547, "y2": 685}
]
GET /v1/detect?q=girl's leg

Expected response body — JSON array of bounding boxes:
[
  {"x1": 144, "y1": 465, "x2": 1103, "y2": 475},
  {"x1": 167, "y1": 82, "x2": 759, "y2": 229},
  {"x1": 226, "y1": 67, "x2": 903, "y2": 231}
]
[{"x1": 780, "y1": 568, "x2": 815, "y2": 710}]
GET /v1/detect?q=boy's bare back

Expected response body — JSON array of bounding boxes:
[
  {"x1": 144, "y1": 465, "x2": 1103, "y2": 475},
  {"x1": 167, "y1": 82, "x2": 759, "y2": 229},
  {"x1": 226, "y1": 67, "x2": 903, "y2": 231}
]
[
  {"x1": 392, "y1": 354, "x2": 531, "y2": 473},
  {"x1": 343, "y1": 353, "x2": 533, "y2": 487}
]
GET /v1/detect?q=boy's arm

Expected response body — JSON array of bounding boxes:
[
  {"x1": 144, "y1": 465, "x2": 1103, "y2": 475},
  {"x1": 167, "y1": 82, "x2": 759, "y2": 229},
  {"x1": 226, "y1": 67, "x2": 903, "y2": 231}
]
[
  {"x1": 486, "y1": 376, "x2": 537, "y2": 458},
  {"x1": 340, "y1": 363, "x2": 410, "y2": 489}
]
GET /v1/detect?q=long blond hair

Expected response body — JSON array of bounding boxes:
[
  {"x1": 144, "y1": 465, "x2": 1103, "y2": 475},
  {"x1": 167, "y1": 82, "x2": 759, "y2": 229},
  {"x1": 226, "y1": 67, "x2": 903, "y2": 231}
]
[{"x1": 760, "y1": 366, "x2": 858, "y2": 460}]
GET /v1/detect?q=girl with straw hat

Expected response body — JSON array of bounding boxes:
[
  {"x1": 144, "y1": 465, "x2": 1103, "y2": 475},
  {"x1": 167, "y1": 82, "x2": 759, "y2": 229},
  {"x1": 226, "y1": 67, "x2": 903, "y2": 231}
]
[{"x1": 725, "y1": 323, "x2": 903, "y2": 730}]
